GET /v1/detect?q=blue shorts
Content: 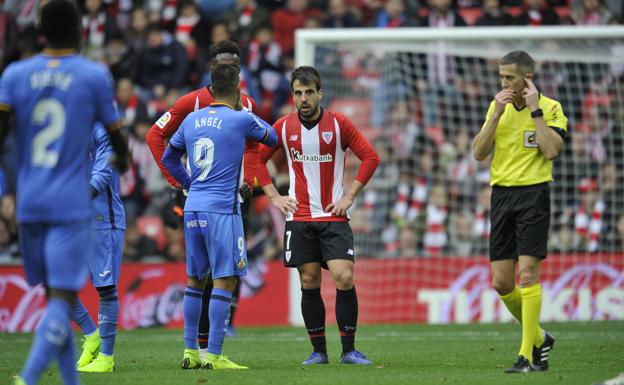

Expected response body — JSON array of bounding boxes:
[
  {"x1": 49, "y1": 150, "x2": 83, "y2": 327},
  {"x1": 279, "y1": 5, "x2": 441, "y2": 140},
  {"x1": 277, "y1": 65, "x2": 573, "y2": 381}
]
[
  {"x1": 89, "y1": 228, "x2": 124, "y2": 287},
  {"x1": 19, "y1": 221, "x2": 92, "y2": 291},
  {"x1": 184, "y1": 212, "x2": 247, "y2": 280}
]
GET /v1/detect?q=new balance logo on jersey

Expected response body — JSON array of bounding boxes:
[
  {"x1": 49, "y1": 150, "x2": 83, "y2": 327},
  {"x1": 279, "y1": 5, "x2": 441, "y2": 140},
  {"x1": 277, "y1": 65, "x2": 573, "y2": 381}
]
[
  {"x1": 98, "y1": 270, "x2": 111, "y2": 278},
  {"x1": 289, "y1": 134, "x2": 298, "y2": 141},
  {"x1": 290, "y1": 148, "x2": 332, "y2": 163},
  {"x1": 347, "y1": 249, "x2": 354, "y2": 256}
]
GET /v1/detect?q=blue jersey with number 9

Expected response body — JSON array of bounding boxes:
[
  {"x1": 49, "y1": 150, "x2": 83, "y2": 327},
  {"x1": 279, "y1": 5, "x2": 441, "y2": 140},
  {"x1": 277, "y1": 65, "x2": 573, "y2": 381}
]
[
  {"x1": 0, "y1": 53, "x2": 120, "y2": 223},
  {"x1": 169, "y1": 103, "x2": 277, "y2": 214}
]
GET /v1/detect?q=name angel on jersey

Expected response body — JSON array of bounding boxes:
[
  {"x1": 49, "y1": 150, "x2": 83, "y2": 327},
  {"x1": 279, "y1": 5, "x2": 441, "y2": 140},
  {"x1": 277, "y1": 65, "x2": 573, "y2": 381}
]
[
  {"x1": 195, "y1": 116, "x2": 223, "y2": 129},
  {"x1": 290, "y1": 148, "x2": 333, "y2": 163}
]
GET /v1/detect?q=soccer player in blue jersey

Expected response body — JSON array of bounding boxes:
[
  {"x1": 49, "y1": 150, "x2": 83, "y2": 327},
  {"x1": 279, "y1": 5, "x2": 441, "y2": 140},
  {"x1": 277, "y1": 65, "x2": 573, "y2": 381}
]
[
  {"x1": 0, "y1": 1, "x2": 128, "y2": 385},
  {"x1": 162, "y1": 64, "x2": 277, "y2": 370},
  {"x1": 70, "y1": 123, "x2": 126, "y2": 373}
]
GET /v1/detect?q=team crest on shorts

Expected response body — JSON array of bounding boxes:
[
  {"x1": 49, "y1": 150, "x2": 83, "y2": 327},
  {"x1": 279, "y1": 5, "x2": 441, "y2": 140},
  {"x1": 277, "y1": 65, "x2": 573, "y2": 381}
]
[
  {"x1": 322, "y1": 131, "x2": 333, "y2": 144},
  {"x1": 238, "y1": 258, "x2": 246, "y2": 270}
]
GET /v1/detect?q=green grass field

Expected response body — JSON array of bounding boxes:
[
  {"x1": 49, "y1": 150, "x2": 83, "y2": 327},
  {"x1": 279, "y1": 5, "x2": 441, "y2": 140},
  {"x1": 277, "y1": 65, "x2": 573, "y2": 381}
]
[{"x1": 1, "y1": 322, "x2": 623, "y2": 385}]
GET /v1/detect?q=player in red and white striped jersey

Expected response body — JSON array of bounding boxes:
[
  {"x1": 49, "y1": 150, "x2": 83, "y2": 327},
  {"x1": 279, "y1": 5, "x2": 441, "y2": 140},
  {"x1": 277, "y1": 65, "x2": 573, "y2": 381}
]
[
  {"x1": 256, "y1": 66, "x2": 380, "y2": 365},
  {"x1": 145, "y1": 40, "x2": 255, "y2": 358}
]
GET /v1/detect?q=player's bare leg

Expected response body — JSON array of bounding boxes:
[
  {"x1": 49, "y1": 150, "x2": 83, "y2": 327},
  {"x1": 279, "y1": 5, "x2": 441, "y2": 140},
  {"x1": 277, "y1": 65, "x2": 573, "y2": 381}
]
[
  {"x1": 298, "y1": 262, "x2": 328, "y2": 364},
  {"x1": 327, "y1": 260, "x2": 371, "y2": 365}
]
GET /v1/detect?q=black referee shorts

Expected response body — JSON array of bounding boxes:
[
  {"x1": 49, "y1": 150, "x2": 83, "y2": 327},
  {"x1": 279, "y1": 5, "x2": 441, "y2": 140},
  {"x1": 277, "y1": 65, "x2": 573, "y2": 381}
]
[
  {"x1": 283, "y1": 221, "x2": 355, "y2": 269},
  {"x1": 490, "y1": 182, "x2": 550, "y2": 261}
]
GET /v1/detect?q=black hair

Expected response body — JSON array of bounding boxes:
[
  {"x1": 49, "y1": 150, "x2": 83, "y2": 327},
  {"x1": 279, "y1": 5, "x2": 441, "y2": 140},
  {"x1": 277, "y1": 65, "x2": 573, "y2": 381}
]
[
  {"x1": 290, "y1": 66, "x2": 322, "y2": 91},
  {"x1": 209, "y1": 39, "x2": 241, "y2": 60},
  {"x1": 500, "y1": 50, "x2": 535, "y2": 74},
  {"x1": 210, "y1": 64, "x2": 240, "y2": 98},
  {"x1": 40, "y1": 0, "x2": 81, "y2": 49}
]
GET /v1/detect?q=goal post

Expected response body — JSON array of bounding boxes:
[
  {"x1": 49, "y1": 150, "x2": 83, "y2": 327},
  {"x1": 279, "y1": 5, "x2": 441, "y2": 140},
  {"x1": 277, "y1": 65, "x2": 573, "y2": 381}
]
[{"x1": 288, "y1": 26, "x2": 624, "y2": 326}]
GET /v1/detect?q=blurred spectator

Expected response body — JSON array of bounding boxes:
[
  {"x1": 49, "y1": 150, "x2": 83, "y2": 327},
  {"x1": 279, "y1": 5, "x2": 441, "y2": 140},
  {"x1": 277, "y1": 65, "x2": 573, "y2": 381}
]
[
  {"x1": 398, "y1": 225, "x2": 419, "y2": 257},
  {"x1": 515, "y1": 0, "x2": 561, "y2": 25},
  {"x1": 572, "y1": 0, "x2": 617, "y2": 24},
  {"x1": 323, "y1": 0, "x2": 362, "y2": 28},
  {"x1": 448, "y1": 210, "x2": 474, "y2": 256},
  {"x1": 423, "y1": 184, "x2": 448, "y2": 256},
  {"x1": 129, "y1": 118, "x2": 169, "y2": 198},
  {"x1": 568, "y1": 177, "x2": 606, "y2": 252},
  {"x1": 476, "y1": 0, "x2": 516, "y2": 25},
  {"x1": 123, "y1": 218, "x2": 159, "y2": 261},
  {"x1": 127, "y1": 7, "x2": 150, "y2": 51},
  {"x1": 271, "y1": 0, "x2": 323, "y2": 56},
  {"x1": 0, "y1": 165, "x2": 8, "y2": 197},
  {"x1": 0, "y1": 193, "x2": 17, "y2": 243},
  {"x1": 105, "y1": 34, "x2": 138, "y2": 80},
  {"x1": 221, "y1": 0, "x2": 271, "y2": 47},
  {"x1": 198, "y1": 0, "x2": 236, "y2": 21},
  {"x1": 175, "y1": 0, "x2": 213, "y2": 83},
  {"x1": 2, "y1": 0, "x2": 38, "y2": 31},
  {"x1": 136, "y1": 23, "x2": 189, "y2": 92},
  {"x1": 374, "y1": 0, "x2": 415, "y2": 27},
  {"x1": 116, "y1": 78, "x2": 147, "y2": 129},
  {"x1": 0, "y1": 217, "x2": 18, "y2": 260},
  {"x1": 417, "y1": 0, "x2": 468, "y2": 26},
  {"x1": 81, "y1": 0, "x2": 121, "y2": 60}
]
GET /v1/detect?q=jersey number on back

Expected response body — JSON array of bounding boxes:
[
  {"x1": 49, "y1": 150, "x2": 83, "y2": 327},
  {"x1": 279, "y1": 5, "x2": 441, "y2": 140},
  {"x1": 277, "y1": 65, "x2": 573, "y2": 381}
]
[
  {"x1": 193, "y1": 138, "x2": 215, "y2": 181},
  {"x1": 31, "y1": 99, "x2": 65, "y2": 168}
]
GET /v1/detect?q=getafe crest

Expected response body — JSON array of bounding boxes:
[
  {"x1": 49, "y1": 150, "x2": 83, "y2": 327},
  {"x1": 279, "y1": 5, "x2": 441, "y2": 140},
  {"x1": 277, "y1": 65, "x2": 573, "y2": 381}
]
[
  {"x1": 322, "y1": 131, "x2": 333, "y2": 144},
  {"x1": 238, "y1": 258, "x2": 246, "y2": 270}
]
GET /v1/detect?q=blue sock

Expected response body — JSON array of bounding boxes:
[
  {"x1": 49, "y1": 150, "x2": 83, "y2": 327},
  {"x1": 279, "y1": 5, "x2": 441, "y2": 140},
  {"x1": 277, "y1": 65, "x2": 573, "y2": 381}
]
[
  {"x1": 97, "y1": 286, "x2": 119, "y2": 356},
  {"x1": 57, "y1": 327, "x2": 79, "y2": 385},
  {"x1": 183, "y1": 286, "x2": 204, "y2": 350},
  {"x1": 21, "y1": 298, "x2": 72, "y2": 385},
  {"x1": 70, "y1": 299, "x2": 97, "y2": 336},
  {"x1": 207, "y1": 288, "x2": 232, "y2": 355}
]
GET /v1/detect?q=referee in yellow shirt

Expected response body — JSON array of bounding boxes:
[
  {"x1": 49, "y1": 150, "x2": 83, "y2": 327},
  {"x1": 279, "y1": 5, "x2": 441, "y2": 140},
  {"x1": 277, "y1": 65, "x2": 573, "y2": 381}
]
[{"x1": 472, "y1": 50, "x2": 568, "y2": 374}]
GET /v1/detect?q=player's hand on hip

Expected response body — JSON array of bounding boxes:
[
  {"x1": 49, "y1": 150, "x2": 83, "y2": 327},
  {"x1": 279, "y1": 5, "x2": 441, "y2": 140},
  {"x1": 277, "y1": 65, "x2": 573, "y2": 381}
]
[
  {"x1": 109, "y1": 153, "x2": 129, "y2": 174},
  {"x1": 239, "y1": 182, "x2": 252, "y2": 201},
  {"x1": 494, "y1": 89, "x2": 515, "y2": 115},
  {"x1": 523, "y1": 78, "x2": 540, "y2": 111},
  {"x1": 325, "y1": 195, "x2": 353, "y2": 217},
  {"x1": 271, "y1": 195, "x2": 298, "y2": 216}
]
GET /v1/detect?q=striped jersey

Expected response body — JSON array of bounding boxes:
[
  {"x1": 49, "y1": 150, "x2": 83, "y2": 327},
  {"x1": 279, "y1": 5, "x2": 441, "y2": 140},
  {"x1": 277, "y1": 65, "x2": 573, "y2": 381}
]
[{"x1": 257, "y1": 109, "x2": 379, "y2": 222}]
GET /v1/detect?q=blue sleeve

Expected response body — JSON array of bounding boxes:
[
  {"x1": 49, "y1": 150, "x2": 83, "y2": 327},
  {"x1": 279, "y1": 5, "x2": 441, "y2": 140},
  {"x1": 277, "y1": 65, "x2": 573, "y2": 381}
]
[
  {"x1": 90, "y1": 123, "x2": 113, "y2": 197},
  {"x1": 0, "y1": 63, "x2": 17, "y2": 108},
  {"x1": 169, "y1": 119, "x2": 186, "y2": 150},
  {"x1": 92, "y1": 64, "x2": 121, "y2": 126},
  {"x1": 246, "y1": 112, "x2": 278, "y2": 147},
  {"x1": 162, "y1": 146, "x2": 190, "y2": 190}
]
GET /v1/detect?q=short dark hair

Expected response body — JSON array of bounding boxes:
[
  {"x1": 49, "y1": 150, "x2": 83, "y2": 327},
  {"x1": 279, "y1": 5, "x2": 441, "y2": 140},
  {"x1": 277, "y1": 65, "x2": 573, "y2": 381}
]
[
  {"x1": 500, "y1": 50, "x2": 535, "y2": 74},
  {"x1": 290, "y1": 66, "x2": 322, "y2": 91},
  {"x1": 209, "y1": 40, "x2": 241, "y2": 60},
  {"x1": 210, "y1": 64, "x2": 240, "y2": 98},
  {"x1": 40, "y1": 0, "x2": 81, "y2": 49}
]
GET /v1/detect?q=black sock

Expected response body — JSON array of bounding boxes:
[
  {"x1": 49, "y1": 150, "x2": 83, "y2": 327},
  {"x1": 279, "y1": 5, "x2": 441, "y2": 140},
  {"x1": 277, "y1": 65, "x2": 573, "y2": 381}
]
[
  {"x1": 336, "y1": 287, "x2": 358, "y2": 354},
  {"x1": 198, "y1": 280, "x2": 213, "y2": 349},
  {"x1": 301, "y1": 288, "x2": 326, "y2": 354},
  {"x1": 228, "y1": 278, "x2": 241, "y2": 327}
]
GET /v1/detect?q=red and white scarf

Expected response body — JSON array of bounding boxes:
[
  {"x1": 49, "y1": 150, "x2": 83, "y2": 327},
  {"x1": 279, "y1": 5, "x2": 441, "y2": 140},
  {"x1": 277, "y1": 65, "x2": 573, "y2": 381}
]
[{"x1": 575, "y1": 200, "x2": 605, "y2": 252}]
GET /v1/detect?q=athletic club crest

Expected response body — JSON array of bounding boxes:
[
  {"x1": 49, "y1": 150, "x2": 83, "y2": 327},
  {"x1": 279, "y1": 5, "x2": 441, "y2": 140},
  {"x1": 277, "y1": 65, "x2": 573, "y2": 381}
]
[{"x1": 322, "y1": 131, "x2": 333, "y2": 144}]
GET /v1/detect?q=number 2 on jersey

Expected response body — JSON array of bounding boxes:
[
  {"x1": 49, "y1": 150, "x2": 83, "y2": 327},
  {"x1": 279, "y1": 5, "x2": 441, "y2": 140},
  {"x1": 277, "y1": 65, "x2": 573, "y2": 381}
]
[
  {"x1": 194, "y1": 137, "x2": 215, "y2": 181},
  {"x1": 31, "y1": 99, "x2": 66, "y2": 168}
]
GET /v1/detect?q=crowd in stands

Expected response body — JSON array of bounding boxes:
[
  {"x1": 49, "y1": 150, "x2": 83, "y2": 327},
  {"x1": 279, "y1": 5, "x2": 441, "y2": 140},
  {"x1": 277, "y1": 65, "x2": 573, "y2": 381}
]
[{"x1": 0, "y1": 0, "x2": 623, "y2": 263}]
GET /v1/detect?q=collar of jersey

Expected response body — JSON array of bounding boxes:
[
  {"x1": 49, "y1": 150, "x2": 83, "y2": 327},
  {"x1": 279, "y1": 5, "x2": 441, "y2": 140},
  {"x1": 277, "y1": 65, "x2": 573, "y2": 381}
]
[
  {"x1": 209, "y1": 102, "x2": 234, "y2": 110},
  {"x1": 42, "y1": 48, "x2": 77, "y2": 57}
]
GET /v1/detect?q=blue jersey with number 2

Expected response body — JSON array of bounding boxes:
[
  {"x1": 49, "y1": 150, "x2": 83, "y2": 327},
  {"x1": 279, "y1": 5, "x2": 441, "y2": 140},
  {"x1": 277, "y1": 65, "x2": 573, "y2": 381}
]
[
  {"x1": 0, "y1": 53, "x2": 120, "y2": 222},
  {"x1": 169, "y1": 103, "x2": 277, "y2": 214}
]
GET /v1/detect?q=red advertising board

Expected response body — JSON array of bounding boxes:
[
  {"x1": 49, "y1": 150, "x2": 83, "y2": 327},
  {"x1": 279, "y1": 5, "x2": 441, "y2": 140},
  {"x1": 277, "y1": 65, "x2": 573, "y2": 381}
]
[{"x1": 0, "y1": 260, "x2": 289, "y2": 333}]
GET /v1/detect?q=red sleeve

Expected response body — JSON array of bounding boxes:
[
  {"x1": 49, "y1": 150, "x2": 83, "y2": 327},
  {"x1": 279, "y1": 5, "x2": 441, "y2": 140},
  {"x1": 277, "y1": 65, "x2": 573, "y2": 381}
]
[
  {"x1": 256, "y1": 118, "x2": 284, "y2": 187},
  {"x1": 243, "y1": 140, "x2": 259, "y2": 187},
  {"x1": 146, "y1": 91, "x2": 196, "y2": 188},
  {"x1": 241, "y1": 94, "x2": 257, "y2": 113},
  {"x1": 339, "y1": 114, "x2": 380, "y2": 185}
]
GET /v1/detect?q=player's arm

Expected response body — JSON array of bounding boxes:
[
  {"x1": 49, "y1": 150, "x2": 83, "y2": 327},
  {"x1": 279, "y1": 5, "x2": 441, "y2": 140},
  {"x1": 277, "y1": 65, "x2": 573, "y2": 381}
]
[
  {"x1": 472, "y1": 90, "x2": 514, "y2": 161},
  {"x1": 146, "y1": 93, "x2": 195, "y2": 188},
  {"x1": 106, "y1": 122, "x2": 129, "y2": 174},
  {"x1": 0, "y1": 108, "x2": 10, "y2": 150},
  {"x1": 90, "y1": 124, "x2": 114, "y2": 199},
  {"x1": 524, "y1": 78, "x2": 564, "y2": 160},
  {"x1": 326, "y1": 116, "x2": 380, "y2": 216},
  {"x1": 0, "y1": 64, "x2": 15, "y2": 150},
  {"x1": 161, "y1": 122, "x2": 191, "y2": 190},
  {"x1": 242, "y1": 113, "x2": 279, "y2": 197},
  {"x1": 256, "y1": 120, "x2": 298, "y2": 216}
]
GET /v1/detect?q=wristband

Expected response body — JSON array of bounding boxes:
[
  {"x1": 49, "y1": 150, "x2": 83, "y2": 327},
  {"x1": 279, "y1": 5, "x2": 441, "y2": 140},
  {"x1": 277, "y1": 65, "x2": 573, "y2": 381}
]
[{"x1": 531, "y1": 109, "x2": 544, "y2": 118}]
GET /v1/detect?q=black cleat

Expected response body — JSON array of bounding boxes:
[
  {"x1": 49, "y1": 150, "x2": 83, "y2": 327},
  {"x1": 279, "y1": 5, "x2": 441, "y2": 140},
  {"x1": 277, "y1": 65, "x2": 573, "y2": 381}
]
[
  {"x1": 504, "y1": 356, "x2": 533, "y2": 374},
  {"x1": 532, "y1": 332, "x2": 555, "y2": 371}
]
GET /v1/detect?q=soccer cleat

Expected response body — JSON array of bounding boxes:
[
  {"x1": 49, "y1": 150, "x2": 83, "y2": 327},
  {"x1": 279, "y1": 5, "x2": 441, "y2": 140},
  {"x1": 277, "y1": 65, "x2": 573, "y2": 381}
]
[
  {"x1": 532, "y1": 331, "x2": 555, "y2": 371},
  {"x1": 203, "y1": 353, "x2": 249, "y2": 369},
  {"x1": 340, "y1": 350, "x2": 372, "y2": 365},
  {"x1": 504, "y1": 356, "x2": 533, "y2": 374},
  {"x1": 302, "y1": 352, "x2": 329, "y2": 365},
  {"x1": 76, "y1": 329, "x2": 101, "y2": 368},
  {"x1": 592, "y1": 372, "x2": 624, "y2": 385},
  {"x1": 12, "y1": 375, "x2": 26, "y2": 385},
  {"x1": 78, "y1": 353, "x2": 115, "y2": 372},
  {"x1": 181, "y1": 349, "x2": 203, "y2": 369},
  {"x1": 226, "y1": 325, "x2": 237, "y2": 337}
]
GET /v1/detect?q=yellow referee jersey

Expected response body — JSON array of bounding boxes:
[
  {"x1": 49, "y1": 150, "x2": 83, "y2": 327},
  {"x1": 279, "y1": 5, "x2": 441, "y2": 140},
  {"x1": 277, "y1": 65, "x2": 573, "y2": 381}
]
[{"x1": 483, "y1": 94, "x2": 568, "y2": 187}]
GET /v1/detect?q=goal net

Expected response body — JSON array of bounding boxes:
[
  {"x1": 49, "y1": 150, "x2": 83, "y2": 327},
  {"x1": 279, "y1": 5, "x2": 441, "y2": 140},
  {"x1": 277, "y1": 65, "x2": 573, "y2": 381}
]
[{"x1": 289, "y1": 26, "x2": 624, "y2": 325}]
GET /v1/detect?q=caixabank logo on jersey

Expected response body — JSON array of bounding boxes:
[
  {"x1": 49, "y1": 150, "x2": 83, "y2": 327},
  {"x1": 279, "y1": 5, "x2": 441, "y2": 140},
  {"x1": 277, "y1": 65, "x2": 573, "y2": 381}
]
[{"x1": 290, "y1": 148, "x2": 332, "y2": 162}]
